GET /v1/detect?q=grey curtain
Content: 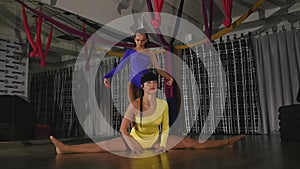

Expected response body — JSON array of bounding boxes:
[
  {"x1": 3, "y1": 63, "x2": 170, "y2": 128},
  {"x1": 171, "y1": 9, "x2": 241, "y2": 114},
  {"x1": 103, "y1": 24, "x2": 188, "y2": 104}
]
[
  {"x1": 252, "y1": 29, "x2": 300, "y2": 134},
  {"x1": 30, "y1": 67, "x2": 85, "y2": 138},
  {"x1": 180, "y1": 39, "x2": 261, "y2": 135},
  {"x1": 93, "y1": 59, "x2": 117, "y2": 136},
  {"x1": 74, "y1": 58, "x2": 120, "y2": 137}
]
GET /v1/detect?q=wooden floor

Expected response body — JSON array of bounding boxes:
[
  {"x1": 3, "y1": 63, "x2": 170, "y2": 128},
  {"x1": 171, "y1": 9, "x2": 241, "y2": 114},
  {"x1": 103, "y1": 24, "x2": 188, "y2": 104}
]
[{"x1": 0, "y1": 135, "x2": 299, "y2": 169}]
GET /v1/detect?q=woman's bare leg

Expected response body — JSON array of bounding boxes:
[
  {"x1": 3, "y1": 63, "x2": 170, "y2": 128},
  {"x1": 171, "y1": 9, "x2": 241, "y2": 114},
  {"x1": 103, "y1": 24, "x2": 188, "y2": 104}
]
[
  {"x1": 128, "y1": 82, "x2": 139, "y2": 128},
  {"x1": 50, "y1": 136, "x2": 104, "y2": 154},
  {"x1": 226, "y1": 134, "x2": 246, "y2": 148},
  {"x1": 50, "y1": 136, "x2": 128, "y2": 154},
  {"x1": 194, "y1": 134, "x2": 246, "y2": 149},
  {"x1": 97, "y1": 137, "x2": 129, "y2": 152},
  {"x1": 168, "y1": 134, "x2": 246, "y2": 150}
]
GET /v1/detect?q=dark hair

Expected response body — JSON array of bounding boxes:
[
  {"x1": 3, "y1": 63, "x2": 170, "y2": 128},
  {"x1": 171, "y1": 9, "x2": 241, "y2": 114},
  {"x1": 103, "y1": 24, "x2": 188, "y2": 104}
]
[
  {"x1": 141, "y1": 72, "x2": 158, "y2": 84},
  {"x1": 134, "y1": 28, "x2": 149, "y2": 48}
]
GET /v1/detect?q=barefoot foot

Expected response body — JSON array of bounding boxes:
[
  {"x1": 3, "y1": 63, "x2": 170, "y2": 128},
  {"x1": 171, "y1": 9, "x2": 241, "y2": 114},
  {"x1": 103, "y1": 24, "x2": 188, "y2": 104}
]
[
  {"x1": 50, "y1": 136, "x2": 66, "y2": 154},
  {"x1": 227, "y1": 134, "x2": 246, "y2": 148}
]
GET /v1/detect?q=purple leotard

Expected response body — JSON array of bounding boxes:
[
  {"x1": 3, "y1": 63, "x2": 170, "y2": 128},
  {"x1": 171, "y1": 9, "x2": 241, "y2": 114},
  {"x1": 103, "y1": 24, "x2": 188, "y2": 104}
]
[{"x1": 104, "y1": 49, "x2": 151, "y2": 89}]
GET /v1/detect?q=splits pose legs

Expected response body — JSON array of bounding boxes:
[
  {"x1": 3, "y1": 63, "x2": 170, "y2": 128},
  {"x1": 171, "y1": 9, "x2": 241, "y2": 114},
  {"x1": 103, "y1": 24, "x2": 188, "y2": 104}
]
[{"x1": 50, "y1": 134, "x2": 246, "y2": 154}]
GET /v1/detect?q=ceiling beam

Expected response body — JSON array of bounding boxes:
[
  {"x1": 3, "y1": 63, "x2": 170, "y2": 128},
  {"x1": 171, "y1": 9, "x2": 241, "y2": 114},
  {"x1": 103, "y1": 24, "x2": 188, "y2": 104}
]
[{"x1": 268, "y1": 0, "x2": 288, "y2": 6}]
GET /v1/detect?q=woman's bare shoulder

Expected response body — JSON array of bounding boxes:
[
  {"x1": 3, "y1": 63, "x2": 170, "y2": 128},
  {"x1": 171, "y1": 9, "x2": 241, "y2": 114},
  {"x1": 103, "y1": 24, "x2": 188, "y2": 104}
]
[{"x1": 131, "y1": 98, "x2": 140, "y2": 109}]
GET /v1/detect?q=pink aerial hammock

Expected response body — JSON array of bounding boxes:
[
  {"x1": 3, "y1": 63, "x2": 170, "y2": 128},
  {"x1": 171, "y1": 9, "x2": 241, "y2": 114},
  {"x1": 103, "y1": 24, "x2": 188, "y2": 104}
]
[
  {"x1": 17, "y1": 0, "x2": 140, "y2": 48},
  {"x1": 40, "y1": 23, "x2": 53, "y2": 67},
  {"x1": 222, "y1": 0, "x2": 233, "y2": 28},
  {"x1": 19, "y1": 0, "x2": 164, "y2": 68},
  {"x1": 21, "y1": 4, "x2": 53, "y2": 67},
  {"x1": 147, "y1": 0, "x2": 185, "y2": 126},
  {"x1": 146, "y1": 0, "x2": 172, "y2": 95},
  {"x1": 146, "y1": 0, "x2": 169, "y2": 48},
  {"x1": 21, "y1": 5, "x2": 38, "y2": 57},
  {"x1": 146, "y1": 0, "x2": 184, "y2": 95},
  {"x1": 151, "y1": 0, "x2": 164, "y2": 28}
]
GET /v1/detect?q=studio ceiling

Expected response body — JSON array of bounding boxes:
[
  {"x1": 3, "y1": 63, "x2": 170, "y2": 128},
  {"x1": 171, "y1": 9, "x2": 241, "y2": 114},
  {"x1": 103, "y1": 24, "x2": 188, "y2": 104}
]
[{"x1": 0, "y1": 0, "x2": 299, "y2": 67}]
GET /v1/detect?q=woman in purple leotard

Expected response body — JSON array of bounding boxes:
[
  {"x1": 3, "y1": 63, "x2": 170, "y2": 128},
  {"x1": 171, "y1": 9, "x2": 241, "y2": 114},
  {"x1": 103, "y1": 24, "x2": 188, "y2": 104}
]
[{"x1": 103, "y1": 28, "x2": 173, "y2": 102}]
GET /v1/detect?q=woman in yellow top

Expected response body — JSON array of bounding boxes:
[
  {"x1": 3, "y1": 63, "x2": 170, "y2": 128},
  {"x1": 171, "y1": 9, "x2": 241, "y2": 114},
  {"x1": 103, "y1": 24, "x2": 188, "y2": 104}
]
[{"x1": 50, "y1": 72, "x2": 245, "y2": 154}]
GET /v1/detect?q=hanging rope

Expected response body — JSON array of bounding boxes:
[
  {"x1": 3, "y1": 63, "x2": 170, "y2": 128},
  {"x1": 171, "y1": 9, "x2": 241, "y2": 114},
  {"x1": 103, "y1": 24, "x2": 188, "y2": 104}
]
[
  {"x1": 35, "y1": 14, "x2": 43, "y2": 58},
  {"x1": 40, "y1": 24, "x2": 53, "y2": 67},
  {"x1": 222, "y1": 0, "x2": 233, "y2": 28},
  {"x1": 167, "y1": 0, "x2": 184, "y2": 99},
  {"x1": 169, "y1": 0, "x2": 184, "y2": 46},
  {"x1": 202, "y1": 0, "x2": 214, "y2": 40}
]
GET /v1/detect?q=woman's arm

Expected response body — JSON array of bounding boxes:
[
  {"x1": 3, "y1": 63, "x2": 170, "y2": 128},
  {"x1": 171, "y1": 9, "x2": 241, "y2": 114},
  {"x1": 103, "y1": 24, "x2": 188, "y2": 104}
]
[
  {"x1": 147, "y1": 50, "x2": 173, "y2": 85},
  {"x1": 159, "y1": 100, "x2": 169, "y2": 151},
  {"x1": 103, "y1": 49, "x2": 133, "y2": 88},
  {"x1": 120, "y1": 103, "x2": 144, "y2": 153}
]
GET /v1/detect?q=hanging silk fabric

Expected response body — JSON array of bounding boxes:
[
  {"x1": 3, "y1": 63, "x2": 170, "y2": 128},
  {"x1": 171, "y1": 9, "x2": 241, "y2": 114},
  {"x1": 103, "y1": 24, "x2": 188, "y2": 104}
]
[
  {"x1": 41, "y1": 24, "x2": 53, "y2": 67},
  {"x1": 202, "y1": 0, "x2": 214, "y2": 40},
  {"x1": 146, "y1": 0, "x2": 172, "y2": 96},
  {"x1": 151, "y1": 0, "x2": 164, "y2": 28},
  {"x1": 146, "y1": 0, "x2": 169, "y2": 48},
  {"x1": 146, "y1": 0, "x2": 172, "y2": 97},
  {"x1": 146, "y1": 0, "x2": 185, "y2": 94},
  {"x1": 18, "y1": 0, "x2": 163, "y2": 60},
  {"x1": 167, "y1": 0, "x2": 184, "y2": 127},
  {"x1": 17, "y1": 0, "x2": 136, "y2": 48},
  {"x1": 222, "y1": 0, "x2": 233, "y2": 28},
  {"x1": 146, "y1": 0, "x2": 186, "y2": 127},
  {"x1": 21, "y1": 4, "x2": 53, "y2": 67}
]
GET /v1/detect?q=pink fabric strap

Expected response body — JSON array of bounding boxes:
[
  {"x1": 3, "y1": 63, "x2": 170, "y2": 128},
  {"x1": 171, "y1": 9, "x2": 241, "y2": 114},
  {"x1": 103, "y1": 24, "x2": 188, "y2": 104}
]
[
  {"x1": 222, "y1": 0, "x2": 233, "y2": 28},
  {"x1": 18, "y1": 0, "x2": 159, "y2": 49},
  {"x1": 21, "y1": 4, "x2": 53, "y2": 67},
  {"x1": 21, "y1": 5, "x2": 38, "y2": 57},
  {"x1": 151, "y1": 0, "x2": 164, "y2": 28},
  {"x1": 40, "y1": 24, "x2": 53, "y2": 67}
]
